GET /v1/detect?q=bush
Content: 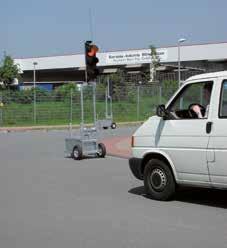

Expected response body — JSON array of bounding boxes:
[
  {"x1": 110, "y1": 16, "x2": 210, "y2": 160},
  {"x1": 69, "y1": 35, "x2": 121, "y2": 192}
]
[
  {"x1": 53, "y1": 83, "x2": 80, "y2": 101},
  {"x1": 1, "y1": 88, "x2": 50, "y2": 104}
]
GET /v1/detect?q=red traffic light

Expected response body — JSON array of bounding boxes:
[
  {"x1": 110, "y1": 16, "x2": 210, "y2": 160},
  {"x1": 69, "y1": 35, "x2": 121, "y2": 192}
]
[
  {"x1": 88, "y1": 45, "x2": 99, "y2": 56},
  {"x1": 85, "y1": 41, "x2": 99, "y2": 82}
]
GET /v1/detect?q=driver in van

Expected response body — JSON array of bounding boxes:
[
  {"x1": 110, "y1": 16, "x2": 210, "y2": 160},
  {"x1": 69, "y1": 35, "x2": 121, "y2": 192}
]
[{"x1": 191, "y1": 83, "x2": 213, "y2": 118}]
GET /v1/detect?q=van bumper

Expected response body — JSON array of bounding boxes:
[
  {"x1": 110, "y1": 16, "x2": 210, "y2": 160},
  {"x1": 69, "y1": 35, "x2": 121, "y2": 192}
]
[{"x1": 129, "y1": 157, "x2": 143, "y2": 180}]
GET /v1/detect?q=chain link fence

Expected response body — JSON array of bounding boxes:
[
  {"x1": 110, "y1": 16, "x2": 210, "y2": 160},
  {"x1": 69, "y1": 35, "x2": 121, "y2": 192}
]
[{"x1": 0, "y1": 83, "x2": 178, "y2": 127}]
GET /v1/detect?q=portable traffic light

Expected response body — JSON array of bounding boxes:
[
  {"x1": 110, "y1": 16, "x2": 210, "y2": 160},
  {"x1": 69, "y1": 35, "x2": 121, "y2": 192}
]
[{"x1": 85, "y1": 41, "x2": 99, "y2": 82}]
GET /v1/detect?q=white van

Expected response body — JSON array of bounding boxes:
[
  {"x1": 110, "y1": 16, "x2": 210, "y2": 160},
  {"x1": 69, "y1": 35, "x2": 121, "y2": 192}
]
[{"x1": 129, "y1": 71, "x2": 227, "y2": 201}]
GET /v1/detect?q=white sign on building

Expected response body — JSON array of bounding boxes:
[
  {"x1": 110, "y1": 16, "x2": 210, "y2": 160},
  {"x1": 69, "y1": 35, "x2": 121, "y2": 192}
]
[{"x1": 105, "y1": 49, "x2": 168, "y2": 65}]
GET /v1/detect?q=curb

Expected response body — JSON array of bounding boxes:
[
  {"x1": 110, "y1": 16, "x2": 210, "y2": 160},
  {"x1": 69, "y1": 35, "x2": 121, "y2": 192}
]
[{"x1": 0, "y1": 121, "x2": 143, "y2": 133}]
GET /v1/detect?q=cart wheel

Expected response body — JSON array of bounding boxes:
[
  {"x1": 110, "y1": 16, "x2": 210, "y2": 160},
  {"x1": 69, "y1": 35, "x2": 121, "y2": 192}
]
[
  {"x1": 97, "y1": 143, "x2": 106, "y2": 158},
  {"x1": 103, "y1": 126, "x2": 108, "y2": 130},
  {"x1": 111, "y1": 122, "x2": 117, "y2": 129},
  {"x1": 72, "y1": 146, "x2": 83, "y2": 160}
]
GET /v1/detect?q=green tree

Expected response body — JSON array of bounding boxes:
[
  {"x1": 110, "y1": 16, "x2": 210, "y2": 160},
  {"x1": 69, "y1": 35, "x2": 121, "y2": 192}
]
[
  {"x1": 150, "y1": 45, "x2": 160, "y2": 66},
  {"x1": 96, "y1": 82, "x2": 106, "y2": 101},
  {"x1": 149, "y1": 45, "x2": 160, "y2": 82},
  {"x1": 107, "y1": 69, "x2": 130, "y2": 101},
  {"x1": 99, "y1": 70, "x2": 138, "y2": 102},
  {"x1": 162, "y1": 80, "x2": 178, "y2": 100},
  {"x1": 0, "y1": 55, "x2": 21, "y2": 88}
]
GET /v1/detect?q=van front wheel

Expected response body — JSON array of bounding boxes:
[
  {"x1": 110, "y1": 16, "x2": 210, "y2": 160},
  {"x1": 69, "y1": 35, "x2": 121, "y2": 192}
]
[{"x1": 144, "y1": 159, "x2": 175, "y2": 201}]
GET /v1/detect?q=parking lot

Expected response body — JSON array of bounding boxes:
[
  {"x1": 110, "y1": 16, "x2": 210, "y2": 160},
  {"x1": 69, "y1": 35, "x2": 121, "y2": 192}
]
[{"x1": 1, "y1": 128, "x2": 227, "y2": 248}]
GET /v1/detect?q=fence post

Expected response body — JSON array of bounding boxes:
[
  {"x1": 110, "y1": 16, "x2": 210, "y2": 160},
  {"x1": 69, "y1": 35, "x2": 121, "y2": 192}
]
[
  {"x1": 137, "y1": 85, "x2": 140, "y2": 121},
  {"x1": 0, "y1": 93, "x2": 3, "y2": 126},
  {"x1": 159, "y1": 82, "x2": 162, "y2": 105},
  {"x1": 33, "y1": 88, "x2": 36, "y2": 124},
  {"x1": 69, "y1": 88, "x2": 73, "y2": 136},
  {"x1": 93, "y1": 83, "x2": 96, "y2": 125}
]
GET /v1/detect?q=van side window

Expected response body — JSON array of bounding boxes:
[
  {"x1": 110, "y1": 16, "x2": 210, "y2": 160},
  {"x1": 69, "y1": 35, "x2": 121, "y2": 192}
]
[
  {"x1": 167, "y1": 81, "x2": 213, "y2": 119},
  {"x1": 219, "y1": 80, "x2": 227, "y2": 118}
]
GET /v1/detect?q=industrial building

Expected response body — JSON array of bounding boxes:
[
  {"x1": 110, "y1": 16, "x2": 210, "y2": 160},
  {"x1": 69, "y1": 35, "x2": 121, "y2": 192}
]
[{"x1": 14, "y1": 41, "x2": 227, "y2": 90}]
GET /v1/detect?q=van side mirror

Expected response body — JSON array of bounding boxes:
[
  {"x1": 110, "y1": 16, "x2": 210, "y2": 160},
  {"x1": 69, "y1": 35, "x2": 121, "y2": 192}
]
[{"x1": 156, "y1": 104, "x2": 167, "y2": 118}]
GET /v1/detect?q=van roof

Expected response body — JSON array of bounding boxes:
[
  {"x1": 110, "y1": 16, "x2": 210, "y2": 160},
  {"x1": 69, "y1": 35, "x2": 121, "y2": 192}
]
[{"x1": 186, "y1": 70, "x2": 227, "y2": 81}]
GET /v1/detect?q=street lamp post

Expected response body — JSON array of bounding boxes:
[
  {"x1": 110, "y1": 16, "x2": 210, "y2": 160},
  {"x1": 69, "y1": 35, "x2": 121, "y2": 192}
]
[
  {"x1": 137, "y1": 81, "x2": 142, "y2": 121},
  {"x1": 33, "y1": 62, "x2": 38, "y2": 124},
  {"x1": 178, "y1": 38, "x2": 186, "y2": 88}
]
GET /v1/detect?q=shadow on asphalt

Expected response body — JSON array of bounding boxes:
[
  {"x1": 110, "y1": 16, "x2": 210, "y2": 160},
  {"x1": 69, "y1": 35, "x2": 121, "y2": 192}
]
[
  {"x1": 65, "y1": 155, "x2": 104, "y2": 160},
  {"x1": 128, "y1": 186, "x2": 227, "y2": 209}
]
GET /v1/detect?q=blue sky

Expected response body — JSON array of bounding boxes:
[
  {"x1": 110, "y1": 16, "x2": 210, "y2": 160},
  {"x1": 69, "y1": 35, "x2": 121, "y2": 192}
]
[{"x1": 1, "y1": 0, "x2": 227, "y2": 58}]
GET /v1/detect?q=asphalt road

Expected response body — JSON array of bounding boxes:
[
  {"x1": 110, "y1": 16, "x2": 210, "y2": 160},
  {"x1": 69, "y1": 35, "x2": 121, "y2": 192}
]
[{"x1": 1, "y1": 128, "x2": 227, "y2": 248}]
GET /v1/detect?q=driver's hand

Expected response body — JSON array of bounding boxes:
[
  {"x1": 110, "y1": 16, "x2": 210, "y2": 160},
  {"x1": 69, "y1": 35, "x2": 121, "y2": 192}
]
[{"x1": 192, "y1": 105, "x2": 203, "y2": 118}]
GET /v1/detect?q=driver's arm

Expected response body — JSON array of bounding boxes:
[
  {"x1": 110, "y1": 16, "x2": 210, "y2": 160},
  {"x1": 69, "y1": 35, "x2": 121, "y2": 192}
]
[{"x1": 192, "y1": 105, "x2": 203, "y2": 118}]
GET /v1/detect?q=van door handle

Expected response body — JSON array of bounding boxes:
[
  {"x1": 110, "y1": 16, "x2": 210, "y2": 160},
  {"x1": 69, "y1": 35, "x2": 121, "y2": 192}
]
[{"x1": 206, "y1": 122, "x2": 213, "y2": 134}]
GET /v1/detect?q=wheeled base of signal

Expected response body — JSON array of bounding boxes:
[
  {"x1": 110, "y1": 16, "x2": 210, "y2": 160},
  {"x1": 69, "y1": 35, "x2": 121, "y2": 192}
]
[
  {"x1": 96, "y1": 119, "x2": 117, "y2": 130},
  {"x1": 65, "y1": 137, "x2": 106, "y2": 160}
]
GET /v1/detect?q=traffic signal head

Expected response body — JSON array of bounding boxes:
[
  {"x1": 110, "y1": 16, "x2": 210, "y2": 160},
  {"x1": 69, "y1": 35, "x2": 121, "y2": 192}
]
[{"x1": 85, "y1": 41, "x2": 99, "y2": 82}]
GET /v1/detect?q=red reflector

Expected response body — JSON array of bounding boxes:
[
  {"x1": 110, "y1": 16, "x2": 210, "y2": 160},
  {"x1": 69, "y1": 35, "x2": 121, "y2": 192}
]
[{"x1": 131, "y1": 136, "x2": 134, "y2": 147}]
